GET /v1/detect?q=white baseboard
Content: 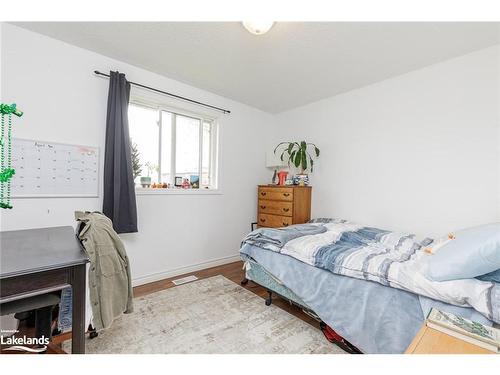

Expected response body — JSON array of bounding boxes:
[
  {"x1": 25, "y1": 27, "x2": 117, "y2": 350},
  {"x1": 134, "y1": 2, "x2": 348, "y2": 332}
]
[{"x1": 131, "y1": 254, "x2": 242, "y2": 287}]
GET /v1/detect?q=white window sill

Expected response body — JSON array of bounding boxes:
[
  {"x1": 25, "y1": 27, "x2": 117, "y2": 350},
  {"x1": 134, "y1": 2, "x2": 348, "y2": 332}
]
[{"x1": 135, "y1": 188, "x2": 222, "y2": 196}]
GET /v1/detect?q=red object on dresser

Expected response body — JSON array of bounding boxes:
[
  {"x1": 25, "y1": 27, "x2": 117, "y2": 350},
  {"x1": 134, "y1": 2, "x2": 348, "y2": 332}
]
[{"x1": 277, "y1": 171, "x2": 288, "y2": 186}]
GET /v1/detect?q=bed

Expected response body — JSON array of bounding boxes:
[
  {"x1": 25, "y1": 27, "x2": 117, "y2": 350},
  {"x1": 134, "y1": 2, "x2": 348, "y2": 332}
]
[{"x1": 239, "y1": 219, "x2": 499, "y2": 354}]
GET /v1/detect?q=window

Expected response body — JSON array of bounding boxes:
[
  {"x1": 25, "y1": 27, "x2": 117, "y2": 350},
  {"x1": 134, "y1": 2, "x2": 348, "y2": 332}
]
[{"x1": 128, "y1": 102, "x2": 218, "y2": 190}]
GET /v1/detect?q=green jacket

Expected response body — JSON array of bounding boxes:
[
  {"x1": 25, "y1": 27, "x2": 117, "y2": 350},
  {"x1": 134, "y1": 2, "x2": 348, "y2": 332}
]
[{"x1": 75, "y1": 211, "x2": 133, "y2": 331}]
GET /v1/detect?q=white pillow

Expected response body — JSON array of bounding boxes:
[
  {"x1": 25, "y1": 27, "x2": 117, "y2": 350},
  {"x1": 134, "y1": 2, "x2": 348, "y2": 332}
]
[{"x1": 422, "y1": 223, "x2": 500, "y2": 281}]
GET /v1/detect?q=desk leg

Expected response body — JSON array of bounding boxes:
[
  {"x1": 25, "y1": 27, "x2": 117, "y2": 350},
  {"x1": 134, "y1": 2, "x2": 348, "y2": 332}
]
[{"x1": 71, "y1": 264, "x2": 86, "y2": 354}]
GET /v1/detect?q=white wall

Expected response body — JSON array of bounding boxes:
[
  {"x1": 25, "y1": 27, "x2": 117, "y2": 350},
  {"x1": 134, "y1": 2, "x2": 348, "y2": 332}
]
[
  {"x1": 0, "y1": 24, "x2": 274, "y2": 285},
  {"x1": 275, "y1": 45, "x2": 500, "y2": 237}
]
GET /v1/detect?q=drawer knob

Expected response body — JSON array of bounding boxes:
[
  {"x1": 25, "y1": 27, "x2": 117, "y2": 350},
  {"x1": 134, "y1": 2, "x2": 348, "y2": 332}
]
[
  {"x1": 260, "y1": 205, "x2": 266, "y2": 209},
  {"x1": 260, "y1": 218, "x2": 266, "y2": 223},
  {"x1": 283, "y1": 193, "x2": 290, "y2": 197},
  {"x1": 283, "y1": 208, "x2": 290, "y2": 212},
  {"x1": 261, "y1": 192, "x2": 267, "y2": 196}
]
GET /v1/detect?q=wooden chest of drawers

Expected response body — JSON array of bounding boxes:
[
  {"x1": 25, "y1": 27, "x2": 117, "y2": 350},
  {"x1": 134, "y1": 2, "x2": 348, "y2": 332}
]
[{"x1": 257, "y1": 185, "x2": 312, "y2": 228}]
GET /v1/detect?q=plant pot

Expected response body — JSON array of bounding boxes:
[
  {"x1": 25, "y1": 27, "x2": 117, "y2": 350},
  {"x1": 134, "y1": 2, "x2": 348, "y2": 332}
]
[
  {"x1": 293, "y1": 174, "x2": 309, "y2": 186},
  {"x1": 140, "y1": 176, "x2": 151, "y2": 188}
]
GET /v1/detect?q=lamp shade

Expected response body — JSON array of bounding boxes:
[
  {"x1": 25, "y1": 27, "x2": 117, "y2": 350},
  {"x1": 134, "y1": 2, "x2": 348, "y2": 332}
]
[{"x1": 266, "y1": 151, "x2": 287, "y2": 168}]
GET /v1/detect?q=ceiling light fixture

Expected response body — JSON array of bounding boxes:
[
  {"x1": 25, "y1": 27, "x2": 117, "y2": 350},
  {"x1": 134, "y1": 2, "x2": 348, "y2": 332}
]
[{"x1": 242, "y1": 21, "x2": 275, "y2": 35}]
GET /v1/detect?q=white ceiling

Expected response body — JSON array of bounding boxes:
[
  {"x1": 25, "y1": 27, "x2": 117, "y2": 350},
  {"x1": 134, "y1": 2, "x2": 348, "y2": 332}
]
[{"x1": 12, "y1": 22, "x2": 500, "y2": 113}]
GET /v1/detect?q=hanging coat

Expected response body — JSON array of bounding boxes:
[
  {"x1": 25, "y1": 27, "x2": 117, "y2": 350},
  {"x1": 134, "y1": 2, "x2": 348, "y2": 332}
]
[{"x1": 75, "y1": 211, "x2": 133, "y2": 331}]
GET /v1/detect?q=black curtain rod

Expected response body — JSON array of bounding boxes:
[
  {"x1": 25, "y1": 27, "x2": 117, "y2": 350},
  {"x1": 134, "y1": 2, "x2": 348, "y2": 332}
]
[{"x1": 94, "y1": 70, "x2": 231, "y2": 114}]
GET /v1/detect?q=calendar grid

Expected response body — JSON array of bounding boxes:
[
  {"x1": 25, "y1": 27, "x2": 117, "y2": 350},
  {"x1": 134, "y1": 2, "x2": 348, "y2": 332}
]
[{"x1": 11, "y1": 138, "x2": 99, "y2": 197}]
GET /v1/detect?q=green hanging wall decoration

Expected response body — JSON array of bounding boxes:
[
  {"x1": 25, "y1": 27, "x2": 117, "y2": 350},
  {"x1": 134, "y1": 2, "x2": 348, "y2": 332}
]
[{"x1": 0, "y1": 103, "x2": 23, "y2": 209}]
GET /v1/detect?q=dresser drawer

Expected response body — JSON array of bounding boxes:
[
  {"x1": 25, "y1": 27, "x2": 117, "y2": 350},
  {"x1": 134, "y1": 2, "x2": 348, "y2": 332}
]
[
  {"x1": 258, "y1": 200, "x2": 293, "y2": 217},
  {"x1": 258, "y1": 187, "x2": 293, "y2": 201},
  {"x1": 258, "y1": 214, "x2": 293, "y2": 228}
]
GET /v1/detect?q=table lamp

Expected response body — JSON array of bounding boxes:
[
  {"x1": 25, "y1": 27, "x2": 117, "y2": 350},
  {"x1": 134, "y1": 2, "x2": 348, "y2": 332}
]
[{"x1": 266, "y1": 151, "x2": 287, "y2": 185}]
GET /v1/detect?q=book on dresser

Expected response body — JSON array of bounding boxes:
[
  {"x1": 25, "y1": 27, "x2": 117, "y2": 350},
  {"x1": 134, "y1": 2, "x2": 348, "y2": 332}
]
[
  {"x1": 426, "y1": 308, "x2": 500, "y2": 353},
  {"x1": 257, "y1": 185, "x2": 312, "y2": 228}
]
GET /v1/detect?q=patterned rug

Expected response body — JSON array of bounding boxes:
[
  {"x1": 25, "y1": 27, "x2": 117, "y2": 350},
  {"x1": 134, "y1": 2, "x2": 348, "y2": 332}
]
[{"x1": 63, "y1": 275, "x2": 344, "y2": 354}]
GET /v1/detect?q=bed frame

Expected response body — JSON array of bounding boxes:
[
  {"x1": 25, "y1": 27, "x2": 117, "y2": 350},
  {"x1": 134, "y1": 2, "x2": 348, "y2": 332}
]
[
  {"x1": 241, "y1": 258, "x2": 362, "y2": 354},
  {"x1": 241, "y1": 258, "x2": 320, "y2": 320}
]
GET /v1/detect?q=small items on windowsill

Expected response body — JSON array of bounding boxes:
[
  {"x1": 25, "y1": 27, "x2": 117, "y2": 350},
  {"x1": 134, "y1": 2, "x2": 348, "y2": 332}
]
[
  {"x1": 140, "y1": 176, "x2": 151, "y2": 188},
  {"x1": 189, "y1": 175, "x2": 200, "y2": 189},
  {"x1": 137, "y1": 184, "x2": 207, "y2": 190},
  {"x1": 138, "y1": 174, "x2": 202, "y2": 190},
  {"x1": 150, "y1": 182, "x2": 170, "y2": 189}
]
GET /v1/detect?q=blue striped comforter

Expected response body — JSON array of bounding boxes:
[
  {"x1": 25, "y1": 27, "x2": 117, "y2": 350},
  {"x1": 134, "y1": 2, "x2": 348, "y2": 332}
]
[{"x1": 242, "y1": 218, "x2": 500, "y2": 324}]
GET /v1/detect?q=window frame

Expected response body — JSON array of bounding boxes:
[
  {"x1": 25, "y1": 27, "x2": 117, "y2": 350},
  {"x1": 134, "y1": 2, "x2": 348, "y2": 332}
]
[{"x1": 129, "y1": 98, "x2": 220, "y2": 195}]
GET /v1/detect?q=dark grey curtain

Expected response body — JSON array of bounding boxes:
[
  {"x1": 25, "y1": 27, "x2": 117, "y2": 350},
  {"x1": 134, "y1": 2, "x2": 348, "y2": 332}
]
[{"x1": 102, "y1": 71, "x2": 138, "y2": 233}]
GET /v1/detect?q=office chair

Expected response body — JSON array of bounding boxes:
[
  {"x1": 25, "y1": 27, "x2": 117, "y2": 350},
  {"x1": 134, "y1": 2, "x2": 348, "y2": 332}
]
[{"x1": 1, "y1": 292, "x2": 61, "y2": 343}]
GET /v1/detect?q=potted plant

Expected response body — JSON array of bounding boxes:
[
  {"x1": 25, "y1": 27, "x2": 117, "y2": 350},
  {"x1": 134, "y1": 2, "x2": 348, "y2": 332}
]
[
  {"x1": 274, "y1": 141, "x2": 320, "y2": 186},
  {"x1": 140, "y1": 162, "x2": 158, "y2": 188}
]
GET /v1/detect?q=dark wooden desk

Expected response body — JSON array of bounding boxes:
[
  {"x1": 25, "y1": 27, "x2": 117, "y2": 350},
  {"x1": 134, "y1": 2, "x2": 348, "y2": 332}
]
[{"x1": 0, "y1": 226, "x2": 89, "y2": 354}]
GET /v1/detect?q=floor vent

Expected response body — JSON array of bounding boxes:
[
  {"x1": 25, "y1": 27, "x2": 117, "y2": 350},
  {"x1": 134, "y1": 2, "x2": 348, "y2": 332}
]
[{"x1": 172, "y1": 275, "x2": 199, "y2": 286}]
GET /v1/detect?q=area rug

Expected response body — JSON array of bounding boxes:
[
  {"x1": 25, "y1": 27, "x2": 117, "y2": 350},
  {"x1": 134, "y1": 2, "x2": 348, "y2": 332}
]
[{"x1": 63, "y1": 275, "x2": 344, "y2": 354}]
